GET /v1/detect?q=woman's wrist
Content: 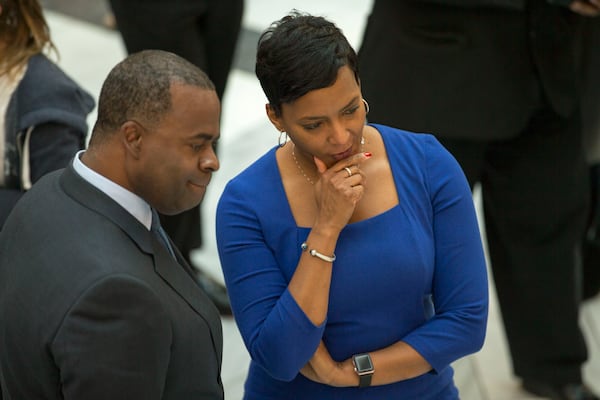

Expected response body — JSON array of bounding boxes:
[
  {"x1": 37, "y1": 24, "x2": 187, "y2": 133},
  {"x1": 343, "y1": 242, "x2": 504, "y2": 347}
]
[
  {"x1": 336, "y1": 359, "x2": 361, "y2": 387},
  {"x1": 308, "y1": 222, "x2": 341, "y2": 245}
]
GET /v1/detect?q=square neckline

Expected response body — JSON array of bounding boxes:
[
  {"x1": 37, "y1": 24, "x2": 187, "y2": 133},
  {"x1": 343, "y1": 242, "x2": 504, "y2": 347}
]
[{"x1": 273, "y1": 123, "x2": 401, "y2": 229}]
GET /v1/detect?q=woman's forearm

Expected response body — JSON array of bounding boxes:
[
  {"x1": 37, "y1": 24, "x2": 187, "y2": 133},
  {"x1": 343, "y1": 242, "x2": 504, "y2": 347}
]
[{"x1": 302, "y1": 340, "x2": 432, "y2": 387}]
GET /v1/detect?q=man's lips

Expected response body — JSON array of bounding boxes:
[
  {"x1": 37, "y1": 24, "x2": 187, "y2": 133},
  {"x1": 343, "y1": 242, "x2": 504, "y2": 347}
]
[{"x1": 188, "y1": 179, "x2": 210, "y2": 188}]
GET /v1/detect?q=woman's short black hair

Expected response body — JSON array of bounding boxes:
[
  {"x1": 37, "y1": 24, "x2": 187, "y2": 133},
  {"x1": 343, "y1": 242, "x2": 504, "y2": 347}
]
[{"x1": 255, "y1": 11, "x2": 360, "y2": 117}]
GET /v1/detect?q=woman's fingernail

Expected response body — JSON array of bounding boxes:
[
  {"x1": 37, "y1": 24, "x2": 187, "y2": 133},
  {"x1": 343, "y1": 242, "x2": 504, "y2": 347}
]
[{"x1": 364, "y1": 152, "x2": 372, "y2": 158}]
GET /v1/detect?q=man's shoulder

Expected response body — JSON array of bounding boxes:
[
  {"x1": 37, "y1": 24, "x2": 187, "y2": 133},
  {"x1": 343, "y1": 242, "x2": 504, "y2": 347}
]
[
  {"x1": 7, "y1": 169, "x2": 64, "y2": 211},
  {"x1": 1, "y1": 168, "x2": 88, "y2": 239}
]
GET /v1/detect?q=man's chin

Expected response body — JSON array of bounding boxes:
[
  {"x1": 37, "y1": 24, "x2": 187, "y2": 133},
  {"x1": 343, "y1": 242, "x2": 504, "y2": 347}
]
[{"x1": 159, "y1": 197, "x2": 205, "y2": 216}]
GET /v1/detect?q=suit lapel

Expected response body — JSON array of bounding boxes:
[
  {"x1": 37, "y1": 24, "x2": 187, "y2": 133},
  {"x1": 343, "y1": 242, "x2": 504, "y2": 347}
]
[
  {"x1": 60, "y1": 165, "x2": 223, "y2": 363},
  {"x1": 61, "y1": 163, "x2": 152, "y2": 251},
  {"x1": 152, "y1": 243, "x2": 223, "y2": 364}
]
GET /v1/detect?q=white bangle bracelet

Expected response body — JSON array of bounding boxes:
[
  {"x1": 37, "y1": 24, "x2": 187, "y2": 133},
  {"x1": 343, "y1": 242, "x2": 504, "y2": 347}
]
[{"x1": 301, "y1": 242, "x2": 336, "y2": 263}]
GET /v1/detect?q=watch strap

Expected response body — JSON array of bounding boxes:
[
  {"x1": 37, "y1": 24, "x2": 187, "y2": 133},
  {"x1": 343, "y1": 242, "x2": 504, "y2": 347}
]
[{"x1": 358, "y1": 372, "x2": 373, "y2": 388}]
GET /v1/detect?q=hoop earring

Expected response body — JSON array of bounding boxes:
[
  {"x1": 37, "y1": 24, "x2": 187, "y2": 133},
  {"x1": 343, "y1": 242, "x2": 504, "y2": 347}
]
[
  {"x1": 362, "y1": 99, "x2": 370, "y2": 115},
  {"x1": 278, "y1": 131, "x2": 288, "y2": 148}
]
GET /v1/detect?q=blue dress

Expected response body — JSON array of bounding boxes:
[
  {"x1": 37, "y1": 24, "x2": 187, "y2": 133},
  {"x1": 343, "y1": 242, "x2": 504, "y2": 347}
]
[{"x1": 216, "y1": 124, "x2": 488, "y2": 399}]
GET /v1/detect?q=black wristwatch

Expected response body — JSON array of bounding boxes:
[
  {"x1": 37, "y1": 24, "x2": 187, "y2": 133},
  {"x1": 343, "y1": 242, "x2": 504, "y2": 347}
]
[{"x1": 352, "y1": 353, "x2": 374, "y2": 388}]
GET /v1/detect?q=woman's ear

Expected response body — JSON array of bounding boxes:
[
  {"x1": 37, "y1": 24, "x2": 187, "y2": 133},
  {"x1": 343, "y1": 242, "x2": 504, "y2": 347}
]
[
  {"x1": 121, "y1": 121, "x2": 143, "y2": 159},
  {"x1": 265, "y1": 104, "x2": 283, "y2": 132}
]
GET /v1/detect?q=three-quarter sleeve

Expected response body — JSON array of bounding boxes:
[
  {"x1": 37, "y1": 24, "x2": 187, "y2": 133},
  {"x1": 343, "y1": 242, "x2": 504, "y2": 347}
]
[
  {"x1": 216, "y1": 176, "x2": 326, "y2": 381},
  {"x1": 400, "y1": 135, "x2": 489, "y2": 372}
]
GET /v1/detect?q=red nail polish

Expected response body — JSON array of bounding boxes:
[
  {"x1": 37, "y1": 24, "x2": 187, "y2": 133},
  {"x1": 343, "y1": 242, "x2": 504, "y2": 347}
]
[{"x1": 364, "y1": 152, "x2": 372, "y2": 158}]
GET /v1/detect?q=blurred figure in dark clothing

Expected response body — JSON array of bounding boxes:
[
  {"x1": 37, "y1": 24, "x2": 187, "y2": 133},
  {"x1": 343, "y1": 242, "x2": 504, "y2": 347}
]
[
  {"x1": 0, "y1": 0, "x2": 94, "y2": 228},
  {"x1": 581, "y1": 18, "x2": 600, "y2": 302},
  {"x1": 358, "y1": 0, "x2": 599, "y2": 398},
  {"x1": 109, "y1": 0, "x2": 244, "y2": 315}
]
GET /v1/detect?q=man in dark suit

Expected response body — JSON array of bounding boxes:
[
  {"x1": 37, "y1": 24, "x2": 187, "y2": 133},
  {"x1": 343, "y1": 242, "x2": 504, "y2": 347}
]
[
  {"x1": 0, "y1": 50, "x2": 223, "y2": 399},
  {"x1": 358, "y1": 0, "x2": 599, "y2": 399},
  {"x1": 108, "y1": 0, "x2": 244, "y2": 315}
]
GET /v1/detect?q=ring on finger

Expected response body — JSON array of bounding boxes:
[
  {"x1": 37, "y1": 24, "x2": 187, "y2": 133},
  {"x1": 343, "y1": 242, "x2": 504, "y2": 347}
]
[{"x1": 344, "y1": 167, "x2": 352, "y2": 177}]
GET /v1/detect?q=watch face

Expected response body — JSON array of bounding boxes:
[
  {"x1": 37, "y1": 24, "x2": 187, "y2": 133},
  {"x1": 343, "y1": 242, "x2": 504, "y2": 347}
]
[{"x1": 354, "y1": 354, "x2": 373, "y2": 372}]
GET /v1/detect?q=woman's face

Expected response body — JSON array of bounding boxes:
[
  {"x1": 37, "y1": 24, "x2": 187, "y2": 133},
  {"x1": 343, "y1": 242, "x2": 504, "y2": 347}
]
[{"x1": 268, "y1": 65, "x2": 366, "y2": 168}]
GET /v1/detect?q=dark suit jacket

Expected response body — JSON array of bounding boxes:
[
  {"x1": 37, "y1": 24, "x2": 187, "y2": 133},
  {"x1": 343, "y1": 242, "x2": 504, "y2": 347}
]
[
  {"x1": 0, "y1": 165, "x2": 223, "y2": 399},
  {"x1": 358, "y1": 0, "x2": 585, "y2": 140}
]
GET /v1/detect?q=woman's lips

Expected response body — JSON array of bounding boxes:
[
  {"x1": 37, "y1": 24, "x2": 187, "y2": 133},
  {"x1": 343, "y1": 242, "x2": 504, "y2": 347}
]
[{"x1": 332, "y1": 146, "x2": 354, "y2": 161}]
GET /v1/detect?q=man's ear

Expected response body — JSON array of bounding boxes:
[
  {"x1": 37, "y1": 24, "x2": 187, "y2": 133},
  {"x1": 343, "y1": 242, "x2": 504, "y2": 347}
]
[
  {"x1": 265, "y1": 104, "x2": 284, "y2": 132},
  {"x1": 121, "y1": 121, "x2": 143, "y2": 159}
]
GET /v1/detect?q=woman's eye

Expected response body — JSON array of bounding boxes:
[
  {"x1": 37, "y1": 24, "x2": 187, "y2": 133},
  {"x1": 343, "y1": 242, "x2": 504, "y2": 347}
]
[
  {"x1": 344, "y1": 105, "x2": 360, "y2": 115},
  {"x1": 303, "y1": 122, "x2": 322, "y2": 130}
]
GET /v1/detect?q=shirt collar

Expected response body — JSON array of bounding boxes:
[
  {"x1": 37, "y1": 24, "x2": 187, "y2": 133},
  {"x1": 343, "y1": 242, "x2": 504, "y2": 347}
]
[{"x1": 72, "y1": 150, "x2": 152, "y2": 230}]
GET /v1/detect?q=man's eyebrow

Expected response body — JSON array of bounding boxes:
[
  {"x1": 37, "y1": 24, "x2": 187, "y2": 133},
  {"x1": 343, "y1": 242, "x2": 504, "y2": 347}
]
[{"x1": 189, "y1": 132, "x2": 220, "y2": 141}]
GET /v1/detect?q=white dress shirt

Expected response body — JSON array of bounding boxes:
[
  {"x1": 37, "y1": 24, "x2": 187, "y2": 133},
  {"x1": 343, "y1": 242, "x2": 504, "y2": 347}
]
[{"x1": 72, "y1": 150, "x2": 152, "y2": 230}]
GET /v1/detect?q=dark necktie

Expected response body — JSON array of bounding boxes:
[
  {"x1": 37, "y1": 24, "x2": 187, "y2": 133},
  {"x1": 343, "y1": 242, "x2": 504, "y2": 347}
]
[{"x1": 151, "y1": 208, "x2": 176, "y2": 259}]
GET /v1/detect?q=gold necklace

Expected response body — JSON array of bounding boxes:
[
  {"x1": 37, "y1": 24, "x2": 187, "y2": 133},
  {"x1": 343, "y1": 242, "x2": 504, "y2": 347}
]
[
  {"x1": 291, "y1": 137, "x2": 365, "y2": 185},
  {"x1": 292, "y1": 144, "x2": 315, "y2": 185}
]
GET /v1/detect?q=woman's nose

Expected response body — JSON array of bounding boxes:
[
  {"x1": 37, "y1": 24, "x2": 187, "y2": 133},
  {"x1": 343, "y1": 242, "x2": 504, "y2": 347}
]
[{"x1": 329, "y1": 120, "x2": 350, "y2": 144}]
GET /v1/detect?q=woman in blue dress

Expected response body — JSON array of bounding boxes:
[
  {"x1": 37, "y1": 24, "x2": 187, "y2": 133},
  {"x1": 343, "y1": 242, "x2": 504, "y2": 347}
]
[{"x1": 216, "y1": 11, "x2": 489, "y2": 399}]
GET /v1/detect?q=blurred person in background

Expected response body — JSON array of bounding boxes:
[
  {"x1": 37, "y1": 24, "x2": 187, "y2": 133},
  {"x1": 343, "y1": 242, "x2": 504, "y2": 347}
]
[
  {"x1": 108, "y1": 0, "x2": 244, "y2": 315},
  {"x1": 581, "y1": 18, "x2": 600, "y2": 302},
  {"x1": 358, "y1": 0, "x2": 599, "y2": 398},
  {"x1": 0, "y1": 0, "x2": 94, "y2": 227}
]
